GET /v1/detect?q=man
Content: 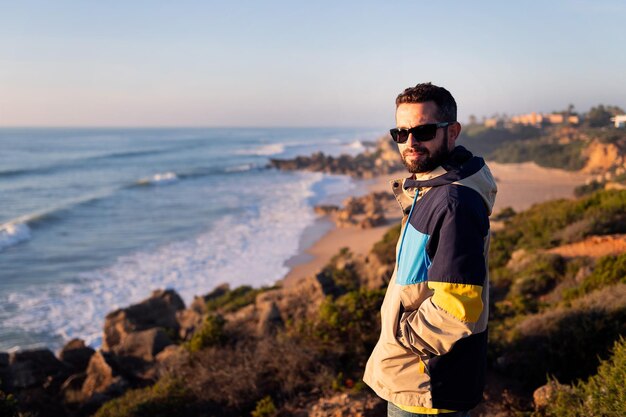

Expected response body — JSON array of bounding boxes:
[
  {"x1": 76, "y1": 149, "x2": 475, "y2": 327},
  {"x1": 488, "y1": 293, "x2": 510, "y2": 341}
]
[{"x1": 363, "y1": 83, "x2": 497, "y2": 416}]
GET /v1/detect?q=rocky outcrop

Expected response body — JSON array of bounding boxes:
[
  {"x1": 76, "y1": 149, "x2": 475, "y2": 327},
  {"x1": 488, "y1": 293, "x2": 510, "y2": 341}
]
[
  {"x1": 269, "y1": 136, "x2": 402, "y2": 178},
  {"x1": 581, "y1": 140, "x2": 624, "y2": 174},
  {"x1": 59, "y1": 339, "x2": 95, "y2": 373},
  {"x1": 315, "y1": 192, "x2": 394, "y2": 229},
  {"x1": 81, "y1": 351, "x2": 128, "y2": 400},
  {"x1": 102, "y1": 289, "x2": 185, "y2": 352},
  {"x1": 5, "y1": 349, "x2": 67, "y2": 390}
]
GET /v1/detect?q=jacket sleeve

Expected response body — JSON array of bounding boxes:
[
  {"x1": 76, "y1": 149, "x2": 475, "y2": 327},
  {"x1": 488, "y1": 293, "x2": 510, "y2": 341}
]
[{"x1": 396, "y1": 196, "x2": 489, "y2": 357}]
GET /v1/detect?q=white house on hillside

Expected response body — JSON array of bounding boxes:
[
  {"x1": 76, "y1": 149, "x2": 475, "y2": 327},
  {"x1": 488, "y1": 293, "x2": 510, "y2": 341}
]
[{"x1": 611, "y1": 115, "x2": 626, "y2": 128}]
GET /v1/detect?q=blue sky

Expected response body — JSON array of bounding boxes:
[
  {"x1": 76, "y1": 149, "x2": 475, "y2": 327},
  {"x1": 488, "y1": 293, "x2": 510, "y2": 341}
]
[{"x1": 1, "y1": 0, "x2": 625, "y2": 127}]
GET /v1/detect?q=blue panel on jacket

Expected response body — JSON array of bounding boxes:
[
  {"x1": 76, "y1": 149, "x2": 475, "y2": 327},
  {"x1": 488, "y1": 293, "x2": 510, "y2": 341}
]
[{"x1": 396, "y1": 224, "x2": 431, "y2": 285}]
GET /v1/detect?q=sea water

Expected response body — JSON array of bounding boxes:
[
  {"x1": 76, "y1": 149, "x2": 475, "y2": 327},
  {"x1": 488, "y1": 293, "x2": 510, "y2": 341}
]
[{"x1": 0, "y1": 127, "x2": 382, "y2": 352}]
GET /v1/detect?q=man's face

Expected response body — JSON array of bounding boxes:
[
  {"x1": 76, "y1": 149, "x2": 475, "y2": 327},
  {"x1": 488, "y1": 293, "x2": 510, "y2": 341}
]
[{"x1": 395, "y1": 102, "x2": 458, "y2": 173}]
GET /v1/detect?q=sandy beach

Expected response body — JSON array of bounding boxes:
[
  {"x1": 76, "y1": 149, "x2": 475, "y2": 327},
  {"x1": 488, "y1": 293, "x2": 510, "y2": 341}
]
[{"x1": 282, "y1": 161, "x2": 592, "y2": 284}]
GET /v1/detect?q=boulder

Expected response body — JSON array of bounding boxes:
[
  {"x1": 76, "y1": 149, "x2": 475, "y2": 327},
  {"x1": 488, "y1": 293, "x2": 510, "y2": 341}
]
[
  {"x1": 176, "y1": 308, "x2": 204, "y2": 340},
  {"x1": 113, "y1": 328, "x2": 174, "y2": 362},
  {"x1": 60, "y1": 372, "x2": 87, "y2": 404},
  {"x1": 102, "y1": 289, "x2": 185, "y2": 351},
  {"x1": 533, "y1": 381, "x2": 571, "y2": 411},
  {"x1": 59, "y1": 339, "x2": 95, "y2": 373},
  {"x1": 7, "y1": 349, "x2": 66, "y2": 389},
  {"x1": 81, "y1": 351, "x2": 127, "y2": 399}
]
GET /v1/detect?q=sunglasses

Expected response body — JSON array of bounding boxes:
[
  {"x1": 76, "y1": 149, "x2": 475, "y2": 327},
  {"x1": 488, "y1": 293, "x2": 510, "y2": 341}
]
[{"x1": 389, "y1": 122, "x2": 454, "y2": 144}]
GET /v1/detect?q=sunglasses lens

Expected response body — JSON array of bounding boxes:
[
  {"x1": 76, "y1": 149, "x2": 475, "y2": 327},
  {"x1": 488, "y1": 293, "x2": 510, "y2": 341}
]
[{"x1": 413, "y1": 124, "x2": 437, "y2": 141}]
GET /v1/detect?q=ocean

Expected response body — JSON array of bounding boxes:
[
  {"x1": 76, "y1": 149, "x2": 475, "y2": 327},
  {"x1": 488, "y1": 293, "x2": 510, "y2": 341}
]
[{"x1": 0, "y1": 127, "x2": 383, "y2": 352}]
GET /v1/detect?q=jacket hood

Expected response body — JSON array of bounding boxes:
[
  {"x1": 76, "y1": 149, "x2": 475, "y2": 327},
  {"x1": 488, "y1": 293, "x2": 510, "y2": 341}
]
[{"x1": 392, "y1": 146, "x2": 498, "y2": 215}]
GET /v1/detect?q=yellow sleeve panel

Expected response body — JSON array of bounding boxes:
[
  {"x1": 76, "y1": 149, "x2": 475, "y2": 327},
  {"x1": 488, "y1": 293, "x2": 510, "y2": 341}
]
[{"x1": 428, "y1": 282, "x2": 483, "y2": 323}]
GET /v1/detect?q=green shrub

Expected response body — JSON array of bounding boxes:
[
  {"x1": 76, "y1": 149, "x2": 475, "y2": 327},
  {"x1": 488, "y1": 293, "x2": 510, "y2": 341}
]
[
  {"x1": 574, "y1": 180, "x2": 604, "y2": 197},
  {"x1": 490, "y1": 141, "x2": 587, "y2": 171},
  {"x1": 489, "y1": 190, "x2": 626, "y2": 267},
  {"x1": 251, "y1": 396, "x2": 277, "y2": 417},
  {"x1": 564, "y1": 253, "x2": 626, "y2": 300},
  {"x1": 539, "y1": 337, "x2": 626, "y2": 417},
  {"x1": 186, "y1": 314, "x2": 227, "y2": 352},
  {"x1": 206, "y1": 285, "x2": 271, "y2": 313},
  {"x1": 318, "y1": 248, "x2": 360, "y2": 293},
  {"x1": 371, "y1": 224, "x2": 401, "y2": 265},
  {"x1": 313, "y1": 289, "x2": 385, "y2": 367},
  {"x1": 95, "y1": 377, "x2": 195, "y2": 417},
  {"x1": 0, "y1": 386, "x2": 18, "y2": 417},
  {"x1": 494, "y1": 284, "x2": 626, "y2": 388}
]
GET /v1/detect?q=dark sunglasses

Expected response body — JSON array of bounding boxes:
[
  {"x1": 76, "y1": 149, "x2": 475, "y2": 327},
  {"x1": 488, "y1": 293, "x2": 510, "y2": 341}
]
[{"x1": 389, "y1": 122, "x2": 454, "y2": 144}]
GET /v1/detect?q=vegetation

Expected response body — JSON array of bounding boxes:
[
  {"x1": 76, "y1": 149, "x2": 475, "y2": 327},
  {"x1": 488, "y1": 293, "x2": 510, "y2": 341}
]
[
  {"x1": 251, "y1": 396, "x2": 277, "y2": 417},
  {"x1": 564, "y1": 253, "x2": 626, "y2": 300},
  {"x1": 538, "y1": 338, "x2": 626, "y2": 417},
  {"x1": 584, "y1": 104, "x2": 625, "y2": 128},
  {"x1": 371, "y1": 223, "x2": 401, "y2": 265},
  {"x1": 186, "y1": 314, "x2": 227, "y2": 352},
  {"x1": 206, "y1": 285, "x2": 273, "y2": 313},
  {"x1": 94, "y1": 377, "x2": 197, "y2": 417},
  {"x1": 0, "y1": 384, "x2": 18, "y2": 417},
  {"x1": 490, "y1": 140, "x2": 586, "y2": 170}
]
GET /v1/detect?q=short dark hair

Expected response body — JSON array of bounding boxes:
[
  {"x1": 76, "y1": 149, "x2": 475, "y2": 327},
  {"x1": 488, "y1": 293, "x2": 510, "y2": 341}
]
[{"x1": 395, "y1": 82, "x2": 457, "y2": 122}]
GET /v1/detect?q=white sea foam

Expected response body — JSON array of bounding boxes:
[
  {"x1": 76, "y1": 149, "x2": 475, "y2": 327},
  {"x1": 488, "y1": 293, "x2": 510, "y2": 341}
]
[
  {"x1": 236, "y1": 143, "x2": 286, "y2": 156},
  {"x1": 346, "y1": 140, "x2": 365, "y2": 151},
  {"x1": 0, "y1": 222, "x2": 31, "y2": 251},
  {"x1": 0, "y1": 172, "x2": 324, "y2": 351},
  {"x1": 137, "y1": 172, "x2": 179, "y2": 185}
]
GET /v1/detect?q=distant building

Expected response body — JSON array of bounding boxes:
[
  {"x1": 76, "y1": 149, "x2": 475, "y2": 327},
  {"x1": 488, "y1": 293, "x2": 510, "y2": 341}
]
[
  {"x1": 506, "y1": 112, "x2": 580, "y2": 127},
  {"x1": 484, "y1": 118, "x2": 500, "y2": 128},
  {"x1": 611, "y1": 115, "x2": 626, "y2": 128}
]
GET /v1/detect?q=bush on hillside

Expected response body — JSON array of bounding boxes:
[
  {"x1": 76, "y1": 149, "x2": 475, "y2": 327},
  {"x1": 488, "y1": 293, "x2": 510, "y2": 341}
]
[
  {"x1": 186, "y1": 314, "x2": 227, "y2": 353},
  {"x1": 206, "y1": 285, "x2": 273, "y2": 313},
  {"x1": 95, "y1": 377, "x2": 196, "y2": 417},
  {"x1": 177, "y1": 336, "x2": 334, "y2": 414},
  {"x1": 0, "y1": 387, "x2": 18, "y2": 417},
  {"x1": 371, "y1": 224, "x2": 401, "y2": 266},
  {"x1": 537, "y1": 337, "x2": 626, "y2": 417},
  {"x1": 490, "y1": 141, "x2": 587, "y2": 171},
  {"x1": 489, "y1": 190, "x2": 626, "y2": 267},
  {"x1": 564, "y1": 253, "x2": 626, "y2": 301},
  {"x1": 493, "y1": 284, "x2": 626, "y2": 388}
]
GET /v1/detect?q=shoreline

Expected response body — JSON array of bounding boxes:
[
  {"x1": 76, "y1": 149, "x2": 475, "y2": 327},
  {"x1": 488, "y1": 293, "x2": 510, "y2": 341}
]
[{"x1": 280, "y1": 161, "x2": 592, "y2": 285}]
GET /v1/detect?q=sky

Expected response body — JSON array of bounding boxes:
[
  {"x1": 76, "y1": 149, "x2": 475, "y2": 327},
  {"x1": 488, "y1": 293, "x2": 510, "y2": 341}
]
[{"x1": 1, "y1": 0, "x2": 625, "y2": 127}]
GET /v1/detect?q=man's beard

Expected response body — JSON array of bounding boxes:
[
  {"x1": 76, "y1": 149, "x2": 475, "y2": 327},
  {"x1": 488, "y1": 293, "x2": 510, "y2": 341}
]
[{"x1": 401, "y1": 144, "x2": 451, "y2": 173}]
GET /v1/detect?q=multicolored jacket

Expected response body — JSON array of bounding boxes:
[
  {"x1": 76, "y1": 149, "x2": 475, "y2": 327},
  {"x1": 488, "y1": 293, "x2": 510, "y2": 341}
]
[{"x1": 363, "y1": 146, "x2": 497, "y2": 411}]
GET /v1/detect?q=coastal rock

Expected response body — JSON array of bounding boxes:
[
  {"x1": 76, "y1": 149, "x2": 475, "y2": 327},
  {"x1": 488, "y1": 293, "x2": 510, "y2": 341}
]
[
  {"x1": 6, "y1": 349, "x2": 66, "y2": 389},
  {"x1": 81, "y1": 351, "x2": 128, "y2": 399},
  {"x1": 102, "y1": 289, "x2": 185, "y2": 351},
  {"x1": 59, "y1": 338, "x2": 95, "y2": 373},
  {"x1": 113, "y1": 328, "x2": 174, "y2": 362},
  {"x1": 314, "y1": 204, "x2": 340, "y2": 215},
  {"x1": 268, "y1": 137, "x2": 403, "y2": 178},
  {"x1": 60, "y1": 372, "x2": 88, "y2": 404},
  {"x1": 176, "y1": 308, "x2": 204, "y2": 341},
  {"x1": 533, "y1": 381, "x2": 570, "y2": 411}
]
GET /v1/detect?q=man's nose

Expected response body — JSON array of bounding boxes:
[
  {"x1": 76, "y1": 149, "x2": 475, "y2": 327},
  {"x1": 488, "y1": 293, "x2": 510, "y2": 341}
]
[{"x1": 407, "y1": 133, "x2": 420, "y2": 147}]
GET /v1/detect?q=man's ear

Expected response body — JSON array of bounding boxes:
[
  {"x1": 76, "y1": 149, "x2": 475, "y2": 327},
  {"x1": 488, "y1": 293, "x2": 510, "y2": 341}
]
[{"x1": 448, "y1": 122, "x2": 462, "y2": 147}]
